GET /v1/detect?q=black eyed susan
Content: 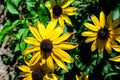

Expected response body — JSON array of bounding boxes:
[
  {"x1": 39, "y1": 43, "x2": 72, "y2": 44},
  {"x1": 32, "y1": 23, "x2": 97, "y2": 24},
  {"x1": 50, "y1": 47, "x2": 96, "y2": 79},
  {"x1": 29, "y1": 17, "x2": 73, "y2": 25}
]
[
  {"x1": 81, "y1": 11, "x2": 120, "y2": 53},
  {"x1": 23, "y1": 20, "x2": 78, "y2": 72},
  {"x1": 18, "y1": 59, "x2": 59, "y2": 80},
  {"x1": 46, "y1": 0, "x2": 78, "y2": 27}
]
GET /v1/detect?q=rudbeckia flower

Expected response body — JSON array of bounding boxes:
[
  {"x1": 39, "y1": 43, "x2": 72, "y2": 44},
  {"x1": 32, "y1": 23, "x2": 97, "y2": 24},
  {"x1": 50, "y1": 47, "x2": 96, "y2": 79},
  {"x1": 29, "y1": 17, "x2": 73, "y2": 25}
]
[
  {"x1": 46, "y1": 0, "x2": 78, "y2": 27},
  {"x1": 23, "y1": 20, "x2": 78, "y2": 72},
  {"x1": 18, "y1": 59, "x2": 60, "y2": 80},
  {"x1": 81, "y1": 11, "x2": 120, "y2": 53}
]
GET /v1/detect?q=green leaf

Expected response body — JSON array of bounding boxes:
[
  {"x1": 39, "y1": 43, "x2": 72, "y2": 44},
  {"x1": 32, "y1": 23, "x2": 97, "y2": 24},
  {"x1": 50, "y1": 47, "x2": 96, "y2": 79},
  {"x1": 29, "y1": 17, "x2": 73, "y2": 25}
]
[
  {"x1": 15, "y1": 29, "x2": 26, "y2": 39},
  {"x1": 113, "y1": 4, "x2": 120, "y2": 20},
  {"x1": 20, "y1": 28, "x2": 29, "y2": 52},
  {"x1": 0, "y1": 20, "x2": 21, "y2": 42},
  {"x1": 14, "y1": 43, "x2": 20, "y2": 52},
  {"x1": 6, "y1": 0, "x2": 19, "y2": 14},
  {"x1": 105, "y1": 72, "x2": 119, "y2": 79},
  {"x1": 13, "y1": 0, "x2": 21, "y2": 7}
]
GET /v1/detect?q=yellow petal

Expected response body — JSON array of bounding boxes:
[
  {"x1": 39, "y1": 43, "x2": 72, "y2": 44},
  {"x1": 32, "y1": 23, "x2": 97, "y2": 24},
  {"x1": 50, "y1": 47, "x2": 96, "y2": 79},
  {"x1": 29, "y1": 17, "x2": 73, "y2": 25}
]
[
  {"x1": 109, "y1": 55, "x2": 120, "y2": 62},
  {"x1": 38, "y1": 21, "x2": 46, "y2": 39},
  {"x1": 46, "y1": 19, "x2": 57, "y2": 39},
  {"x1": 75, "y1": 75, "x2": 79, "y2": 80},
  {"x1": 85, "y1": 37, "x2": 96, "y2": 43},
  {"x1": 114, "y1": 36, "x2": 120, "y2": 43},
  {"x1": 24, "y1": 37, "x2": 40, "y2": 46},
  {"x1": 81, "y1": 32, "x2": 97, "y2": 37},
  {"x1": 97, "y1": 39, "x2": 105, "y2": 53},
  {"x1": 24, "y1": 76, "x2": 32, "y2": 80},
  {"x1": 18, "y1": 65, "x2": 31, "y2": 72},
  {"x1": 24, "y1": 58, "x2": 30, "y2": 67},
  {"x1": 53, "y1": 32, "x2": 74, "y2": 44},
  {"x1": 65, "y1": 12, "x2": 78, "y2": 16},
  {"x1": 51, "y1": 53, "x2": 68, "y2": 72},
  {"x1": 53, "y1": 48, "x2": 72, "y2": 63},
  {"x1": 58, "y1": 16, "x2": 64, "y2": 27},
  {"x1": 91, "y1": 14, "x2": 101, "y2": 29},
  {"x1": 29, "y1": 25, "x2": 42, "y2": 41},
  {"x1": 108, "y1": 18, "x2": 120, "y2": 30},
  {"x1": 63, "y1": 7, "x2": 78, "y2": 13},
  {"x1": 54, "y1": 42, "x2": 78, "y2": 50},
  {"x1": 47, "y1": 55, "x2": 54, "y2": 71},
  {"x1": 62, "y1": 0, "x2": 73, "y2": 8},
  {"x1": 100, "y1": 11, "x2": 105, "y2": 28},
  {"x1": 105, "y1": 38, "x2": 112, "y2": 53},
  {"x1": 20, "y1": 72, "x2": 31, "y2": 77},
  {"x1": 23, "y1": 46, "x2": 40, "y2": 54},
  {"x1": 62, "y1": 15, "x2": 72, "y2": 25},
  {"x1": 107, "y1": 11, "x2": 113, "y2": 26},
  {"x1": 84, "y1": 23, "x2": 99, "y2": 31},
  {"x1": 112, "y1": 45, "x2": 120, "y2": 52},
  {"x1": 110, "y1": 28, "x2": 120, "y2": 35},
  {"x1": 45, "y1": 3, "x2": 51, "y2": 9},
  {"x1": 91, "y1": 40, "x2": 97, "y2": 52},
  {"x1": 29, "y1": 51, "x2": 41, "y2": 66},
  {"x1": 50, "y1": 27, "x2": 63, "y2": 41}
]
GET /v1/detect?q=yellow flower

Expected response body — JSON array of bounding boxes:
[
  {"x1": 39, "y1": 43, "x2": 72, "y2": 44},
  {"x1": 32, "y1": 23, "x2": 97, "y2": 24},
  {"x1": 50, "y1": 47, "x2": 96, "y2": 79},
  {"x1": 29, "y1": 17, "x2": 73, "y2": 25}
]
[
  {"x1": 18, "y1": 59, "x2": 59, "y2": 80},
  {"x1": 81, "y1": 11, "x2": 120, "y2": 53},
  {"x1": 75, "y1": 72, "x2": 88, "y2": 80},
  {"x1": 46, "y1": 0, "x2": 77, "y2": 27},
  {"x1": 23, "y1": 20, "x2": 78, "y2": 72},
  {"x1": 109, "y1": 45, "x2": 120, "y2": 62}
]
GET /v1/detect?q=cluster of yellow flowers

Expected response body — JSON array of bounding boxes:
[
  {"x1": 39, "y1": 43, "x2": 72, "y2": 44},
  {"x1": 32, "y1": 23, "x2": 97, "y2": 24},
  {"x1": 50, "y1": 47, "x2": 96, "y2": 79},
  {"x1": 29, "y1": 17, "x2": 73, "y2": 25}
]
[{"x1": 18, "y1": 0, "x2": 120, "y2": 80}]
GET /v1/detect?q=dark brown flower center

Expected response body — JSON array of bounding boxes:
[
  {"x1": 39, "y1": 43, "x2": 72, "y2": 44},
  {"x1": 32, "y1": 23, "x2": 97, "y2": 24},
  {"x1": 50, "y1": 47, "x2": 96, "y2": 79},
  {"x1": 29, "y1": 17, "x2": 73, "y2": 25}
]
[
  {"x1": 97, "y1": 28, "x2": 109, "y2": 40},
  {"x1": 32, "y1": 68, "x2": 44, "y2": 80},
  {"x1": 53, "y1": 5, "x2": 62, "y2": 17},
  {"x1": 40, "y1": 39, "x2": 53, "y2": 52}
]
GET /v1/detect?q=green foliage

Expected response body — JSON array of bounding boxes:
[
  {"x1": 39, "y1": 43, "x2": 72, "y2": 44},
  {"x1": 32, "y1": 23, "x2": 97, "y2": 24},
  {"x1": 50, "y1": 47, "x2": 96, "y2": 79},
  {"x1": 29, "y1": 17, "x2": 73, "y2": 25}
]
[{"x1": 1, "y1": 0, "x2": 120, "y2": 80}]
